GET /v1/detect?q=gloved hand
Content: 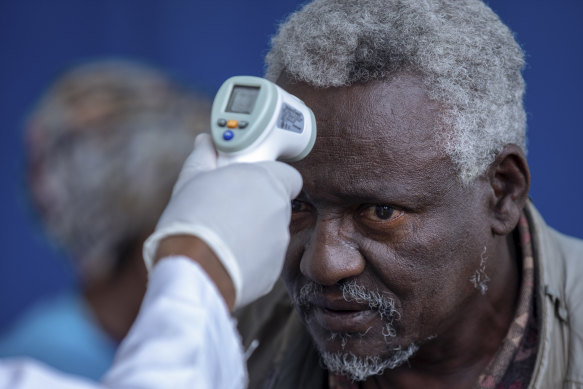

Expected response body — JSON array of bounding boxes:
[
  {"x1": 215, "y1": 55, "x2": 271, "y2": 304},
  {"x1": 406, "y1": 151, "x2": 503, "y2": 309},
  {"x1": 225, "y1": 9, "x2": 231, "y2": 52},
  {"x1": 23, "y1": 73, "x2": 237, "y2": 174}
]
[{"x1": 143, "y1": 133, "x2": 302, "y2": 310}]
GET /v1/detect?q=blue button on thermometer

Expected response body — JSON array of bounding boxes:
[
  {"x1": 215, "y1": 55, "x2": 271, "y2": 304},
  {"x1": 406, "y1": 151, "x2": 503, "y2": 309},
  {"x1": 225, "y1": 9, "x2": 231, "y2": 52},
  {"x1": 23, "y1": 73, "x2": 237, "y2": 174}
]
[{"x1": 211, "y1": 76, "x2": 317, "y2": 166}]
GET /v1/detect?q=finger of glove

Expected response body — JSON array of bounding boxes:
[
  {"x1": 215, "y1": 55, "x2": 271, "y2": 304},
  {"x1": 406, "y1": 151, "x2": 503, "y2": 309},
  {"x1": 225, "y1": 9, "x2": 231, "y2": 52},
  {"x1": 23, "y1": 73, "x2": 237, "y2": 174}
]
[
  {"x1": 173, "y1": 133, "x2": 218, "y2": 195},
  {"x1": 254, "y1": 161, "x2": 303, "y2": 200}
]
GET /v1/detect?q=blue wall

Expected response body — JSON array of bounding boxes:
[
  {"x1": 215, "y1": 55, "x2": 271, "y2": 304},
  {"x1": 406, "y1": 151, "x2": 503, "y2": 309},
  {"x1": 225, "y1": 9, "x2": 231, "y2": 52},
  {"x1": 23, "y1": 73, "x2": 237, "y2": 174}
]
[{"x1": 0, "y1": 0, "x2": 581, "y2": 330}]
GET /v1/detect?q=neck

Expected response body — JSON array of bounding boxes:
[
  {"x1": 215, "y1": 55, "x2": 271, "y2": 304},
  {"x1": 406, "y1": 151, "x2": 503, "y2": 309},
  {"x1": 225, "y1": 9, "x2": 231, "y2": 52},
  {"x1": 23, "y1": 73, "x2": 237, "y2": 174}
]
[
  {"x1": 83, "y1": 249, "x2": 148, "y2": 342},
  {"x1": 364, "y1": 233, "x2": 521, "y2": 389}
]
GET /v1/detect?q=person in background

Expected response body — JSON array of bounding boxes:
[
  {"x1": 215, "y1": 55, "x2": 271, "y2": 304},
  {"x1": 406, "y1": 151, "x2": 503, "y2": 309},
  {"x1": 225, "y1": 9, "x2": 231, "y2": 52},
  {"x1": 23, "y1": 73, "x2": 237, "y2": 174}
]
[
  {"x1": 1, "y1": 131, "x2": 303, "y2": 389},
  {"x1": 0, "y1": 60, "x2": 211, "y2": 380}
]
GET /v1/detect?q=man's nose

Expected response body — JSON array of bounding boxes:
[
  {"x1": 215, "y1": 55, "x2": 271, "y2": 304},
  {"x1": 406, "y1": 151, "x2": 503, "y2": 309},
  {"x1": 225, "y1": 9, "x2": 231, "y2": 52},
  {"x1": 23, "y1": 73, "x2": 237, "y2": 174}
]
[{"x1": 299, "y1": 216, "x2": 365, "y2": 286}]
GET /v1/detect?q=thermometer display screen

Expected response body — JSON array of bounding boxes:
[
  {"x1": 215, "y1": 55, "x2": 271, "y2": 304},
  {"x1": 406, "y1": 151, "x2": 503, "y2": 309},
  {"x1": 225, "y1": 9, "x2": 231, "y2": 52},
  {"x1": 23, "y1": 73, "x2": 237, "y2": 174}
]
[{"x1": 226, "y1": 85, "x2": 260, "y2": 114}]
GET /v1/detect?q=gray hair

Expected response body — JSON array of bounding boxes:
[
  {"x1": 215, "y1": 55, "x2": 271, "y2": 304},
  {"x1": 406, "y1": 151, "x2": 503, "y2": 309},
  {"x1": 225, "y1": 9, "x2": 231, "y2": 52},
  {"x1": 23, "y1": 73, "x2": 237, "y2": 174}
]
[
  {"x1": 26, "y1": 60, "x2": 211, "y2": 281},
  {"x1": 266, "y1": 0, "x2": 526, "y2": 183}
]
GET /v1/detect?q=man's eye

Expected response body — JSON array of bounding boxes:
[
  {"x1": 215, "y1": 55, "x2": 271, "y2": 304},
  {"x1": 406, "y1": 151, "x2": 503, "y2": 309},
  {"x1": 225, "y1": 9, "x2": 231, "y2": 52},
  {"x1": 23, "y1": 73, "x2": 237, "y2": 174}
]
[
  {"x1": 361, "y1": 205, "x2": 403, "y2": 222},
  {"x1": 291, "y1": 199, "x2": 309, "y2": 213}
]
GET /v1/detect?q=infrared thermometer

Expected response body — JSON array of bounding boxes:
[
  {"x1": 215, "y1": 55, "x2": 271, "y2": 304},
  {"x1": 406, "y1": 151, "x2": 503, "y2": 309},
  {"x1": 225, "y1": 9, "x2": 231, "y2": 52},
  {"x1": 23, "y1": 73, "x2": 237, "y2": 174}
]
[{"x1": 210, "y1": 76, "x2": 316, "y2": 166}]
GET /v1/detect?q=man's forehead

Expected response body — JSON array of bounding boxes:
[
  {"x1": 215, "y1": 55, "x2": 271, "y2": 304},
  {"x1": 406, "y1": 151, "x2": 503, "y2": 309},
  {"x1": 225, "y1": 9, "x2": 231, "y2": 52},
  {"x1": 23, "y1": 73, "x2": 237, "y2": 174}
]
[
  {"x1": 294, "y1": 137, "x2": 454, "y2": 207},
  {"x1": 281, "y1": 74, "x2": 441, "y2": 140},
  {"x1": 285, "y1": 74, "x2": 458, "y2": 202}
]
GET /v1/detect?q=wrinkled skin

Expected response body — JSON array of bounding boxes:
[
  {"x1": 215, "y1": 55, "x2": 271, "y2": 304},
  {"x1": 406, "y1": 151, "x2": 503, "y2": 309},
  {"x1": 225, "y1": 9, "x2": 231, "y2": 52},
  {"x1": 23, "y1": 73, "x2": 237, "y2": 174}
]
[{"x1": 279, "y1": 73, "x2": 529, "y2": 388}]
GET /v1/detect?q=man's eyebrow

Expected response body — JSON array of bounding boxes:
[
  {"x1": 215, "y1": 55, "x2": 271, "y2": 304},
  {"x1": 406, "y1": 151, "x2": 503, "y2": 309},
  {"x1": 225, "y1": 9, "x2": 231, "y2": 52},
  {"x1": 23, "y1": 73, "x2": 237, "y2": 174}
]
[{"x1": 305, "y1": 184, "x2": 435, "y2": 207}]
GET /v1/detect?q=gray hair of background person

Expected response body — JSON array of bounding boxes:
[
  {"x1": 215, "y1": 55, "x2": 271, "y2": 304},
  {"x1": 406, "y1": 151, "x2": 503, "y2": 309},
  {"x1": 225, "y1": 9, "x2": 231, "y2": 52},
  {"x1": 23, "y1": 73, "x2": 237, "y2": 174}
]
[
  {"x1": 25, "y1": 60, "x2": 211, "y2": 282},
  {"x1": 266, "y1": 0, "x2": 526, "y2": 184}
]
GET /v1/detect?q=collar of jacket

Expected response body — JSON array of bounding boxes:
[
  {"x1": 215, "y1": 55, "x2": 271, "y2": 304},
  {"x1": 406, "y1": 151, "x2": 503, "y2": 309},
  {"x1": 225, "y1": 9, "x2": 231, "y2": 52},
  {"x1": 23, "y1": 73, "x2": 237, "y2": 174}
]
[{"x1": 525, "y1": 201, "x2": 583, "y2": 389}]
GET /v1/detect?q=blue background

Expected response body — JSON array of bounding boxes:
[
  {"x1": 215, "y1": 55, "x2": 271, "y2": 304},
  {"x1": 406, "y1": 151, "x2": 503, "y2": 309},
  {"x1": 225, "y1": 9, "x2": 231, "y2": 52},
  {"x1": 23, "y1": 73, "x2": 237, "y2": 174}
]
[{"x1": 1, "y1": 0, "x2": 582, "y2": 330}]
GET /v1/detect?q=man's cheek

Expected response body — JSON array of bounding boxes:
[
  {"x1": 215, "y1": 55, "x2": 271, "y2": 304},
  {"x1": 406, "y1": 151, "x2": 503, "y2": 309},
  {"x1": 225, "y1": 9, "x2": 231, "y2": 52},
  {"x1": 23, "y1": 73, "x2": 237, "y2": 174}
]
[{"x1": 283, "y1": 236, "x2": 305, "y2": 280}]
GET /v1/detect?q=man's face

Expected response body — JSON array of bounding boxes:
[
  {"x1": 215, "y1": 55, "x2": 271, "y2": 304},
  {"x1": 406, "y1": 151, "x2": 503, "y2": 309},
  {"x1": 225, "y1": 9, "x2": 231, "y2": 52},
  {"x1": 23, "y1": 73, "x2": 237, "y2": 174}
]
[{"x1": 280, "y1": 73, "x2": 493, "y2": 373}]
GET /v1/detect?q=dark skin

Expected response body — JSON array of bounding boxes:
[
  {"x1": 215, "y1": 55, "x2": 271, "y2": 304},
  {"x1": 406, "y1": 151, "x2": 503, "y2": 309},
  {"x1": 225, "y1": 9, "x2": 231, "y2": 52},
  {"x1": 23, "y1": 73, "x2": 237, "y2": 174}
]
[
  {"x1": 84, "y1": 237, "x2": 149, "y2": 342},
  {"x1": 85, "y1": 233, "x2": 236, "y2": 342},
  {"x1": 155, "y1": 235, "x2": 236, "y2": 310},
  {"x1": 279, "y1": 72, "x2": 530, "y2": 388}
]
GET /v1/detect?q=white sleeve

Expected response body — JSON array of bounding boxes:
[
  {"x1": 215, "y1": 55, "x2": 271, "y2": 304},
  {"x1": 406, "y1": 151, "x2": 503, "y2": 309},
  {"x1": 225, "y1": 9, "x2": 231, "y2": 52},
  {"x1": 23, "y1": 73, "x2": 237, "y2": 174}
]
[
  {"x1": 0, "y1": 359, "x2": 99, "y2": 389},
  {"x1": 0, "y1": 256, "x2": 247, "y2": 389}
]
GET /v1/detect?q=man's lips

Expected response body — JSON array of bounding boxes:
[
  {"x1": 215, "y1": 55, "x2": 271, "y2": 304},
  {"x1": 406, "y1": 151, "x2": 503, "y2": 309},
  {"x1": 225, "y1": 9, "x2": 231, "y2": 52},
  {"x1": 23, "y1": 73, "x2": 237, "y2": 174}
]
[{"x1": 305, "y1": 295, "x2": 379, "y2": 333}]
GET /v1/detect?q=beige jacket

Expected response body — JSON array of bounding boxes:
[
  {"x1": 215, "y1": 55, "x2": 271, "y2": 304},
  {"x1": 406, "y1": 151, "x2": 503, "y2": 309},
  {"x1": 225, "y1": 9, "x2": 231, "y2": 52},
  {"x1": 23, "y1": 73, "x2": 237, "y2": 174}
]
[
  {"x1": 527, "y1": 203, "x2": 583, "y2": 388},
  {"x1": 236, "y1": 202, "x2": 583, "y2": 388}
]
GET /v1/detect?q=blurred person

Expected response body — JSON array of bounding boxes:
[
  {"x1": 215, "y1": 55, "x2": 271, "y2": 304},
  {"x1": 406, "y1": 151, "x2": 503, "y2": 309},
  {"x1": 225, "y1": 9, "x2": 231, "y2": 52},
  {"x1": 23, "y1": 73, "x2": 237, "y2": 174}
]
[
  {"x1": 0, "y1": 60, "x2": 211, "y2": 380},
  {"x1": 0, "y1": 132, "x2": 303, "y2": 389}
]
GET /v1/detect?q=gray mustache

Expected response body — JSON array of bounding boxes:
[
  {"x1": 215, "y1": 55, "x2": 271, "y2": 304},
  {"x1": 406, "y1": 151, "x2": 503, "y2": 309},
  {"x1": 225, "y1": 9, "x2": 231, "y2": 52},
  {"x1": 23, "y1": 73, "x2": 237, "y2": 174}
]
[{"x1": 293, "y1": 280, "x2": 401, "y2": 322}]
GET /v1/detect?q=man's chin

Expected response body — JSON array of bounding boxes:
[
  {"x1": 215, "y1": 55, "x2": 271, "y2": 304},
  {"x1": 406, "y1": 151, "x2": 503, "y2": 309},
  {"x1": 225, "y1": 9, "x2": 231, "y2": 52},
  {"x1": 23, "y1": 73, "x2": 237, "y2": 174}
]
[
  {"x1": 319, "y1": 343, "x2": 419, "y2": 382},
  {"x1": 304, "y1": 316, "x2": 402, "y2": 357},
  {"x1": 306, "y1": 324, "x2": 420, "y2": 382},
  {"x1": 312, "y1": 330, "x2": 389, "y2": 356}
]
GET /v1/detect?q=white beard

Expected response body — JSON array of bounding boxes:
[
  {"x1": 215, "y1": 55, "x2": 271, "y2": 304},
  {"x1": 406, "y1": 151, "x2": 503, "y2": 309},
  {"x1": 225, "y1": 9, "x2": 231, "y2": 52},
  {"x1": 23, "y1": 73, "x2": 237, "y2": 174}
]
[
  {"x1": 293, "y1": 280, "x2": 420, "y2": 381},
  {"x1": 320, "y1": 343, "x2": 419, "y2": 382}
]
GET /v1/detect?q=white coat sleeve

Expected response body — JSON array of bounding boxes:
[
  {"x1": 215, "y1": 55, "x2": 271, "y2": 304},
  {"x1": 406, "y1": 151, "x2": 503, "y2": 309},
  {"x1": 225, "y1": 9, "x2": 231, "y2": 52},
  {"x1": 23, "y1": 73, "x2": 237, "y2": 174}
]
[{"x1": 0, "y1": 256, "x2": 247, "y2": 389}]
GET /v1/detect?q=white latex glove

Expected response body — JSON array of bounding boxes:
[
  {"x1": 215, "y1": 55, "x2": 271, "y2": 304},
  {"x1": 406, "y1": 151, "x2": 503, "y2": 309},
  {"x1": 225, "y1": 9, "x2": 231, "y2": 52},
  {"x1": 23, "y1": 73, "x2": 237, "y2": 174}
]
[{"x1": 143, "y1": 133, "x2": 302, "y2": 309}]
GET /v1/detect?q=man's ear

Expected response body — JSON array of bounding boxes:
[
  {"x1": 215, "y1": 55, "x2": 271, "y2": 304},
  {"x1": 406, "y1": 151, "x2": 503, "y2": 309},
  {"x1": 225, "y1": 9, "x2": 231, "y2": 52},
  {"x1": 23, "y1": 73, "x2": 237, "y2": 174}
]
[{"x1": 487, "y1": 144, "x2": 530, "y2": 235}]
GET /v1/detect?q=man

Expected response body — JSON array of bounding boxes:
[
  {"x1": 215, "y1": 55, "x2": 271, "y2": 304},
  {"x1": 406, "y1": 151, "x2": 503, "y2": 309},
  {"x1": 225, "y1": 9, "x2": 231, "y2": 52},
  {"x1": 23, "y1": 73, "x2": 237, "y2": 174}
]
[{"x1": 236, "y1": 0, "x2": 583, "y2": 388}]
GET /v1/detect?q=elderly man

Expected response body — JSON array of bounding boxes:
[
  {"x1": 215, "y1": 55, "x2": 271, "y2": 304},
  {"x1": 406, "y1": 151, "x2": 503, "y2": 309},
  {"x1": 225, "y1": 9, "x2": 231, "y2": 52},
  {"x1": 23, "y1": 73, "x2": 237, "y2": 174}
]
[{"x1": 236, "y1": 0, "x2": 583, "y2": 388}]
